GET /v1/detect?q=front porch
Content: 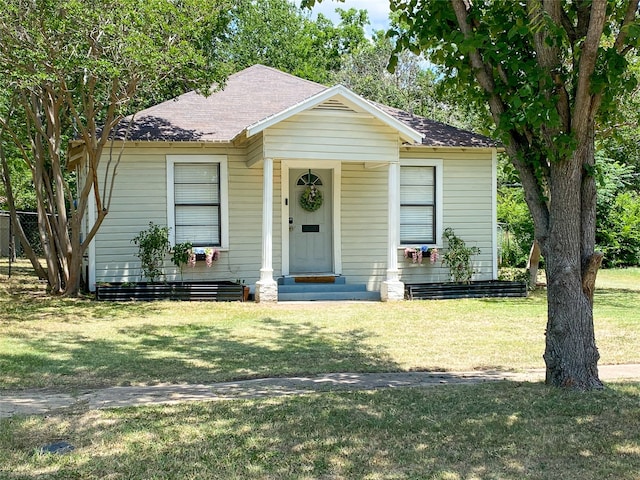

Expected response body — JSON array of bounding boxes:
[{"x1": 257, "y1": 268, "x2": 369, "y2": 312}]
[{"x1": 253, "y1": 157, "x2": 407, "y2": 303}]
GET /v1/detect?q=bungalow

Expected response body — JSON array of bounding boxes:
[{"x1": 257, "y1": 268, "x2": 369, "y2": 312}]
[{"x1": 81, "y1": 64, "x2": 499, "y2": 301}]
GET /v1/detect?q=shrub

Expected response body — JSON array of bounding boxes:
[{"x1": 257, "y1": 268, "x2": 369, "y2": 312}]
[
  {"x1": 441, "y1": 227, "x2": 480, "y2": 284},
  {"x1": 131, "y1": 222, "x2": 170, "y2": 282},
  {"x1": 171, "y1": 241, "x2": 193, "y2": 282},
  {"x1": 497, "y1": 187, "x2": 534, "y2": 267},
  {"x1": 597, "y1": 191, "x2": 640, "y2": 267}
]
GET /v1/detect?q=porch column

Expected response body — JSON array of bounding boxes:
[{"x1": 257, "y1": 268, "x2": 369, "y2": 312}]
[
  {"x1": 255, "y1": 157, "x2": 278, "y2": 302},
  {"x1": 381, "y1": 160, "x2": 405, "y2": 301}
]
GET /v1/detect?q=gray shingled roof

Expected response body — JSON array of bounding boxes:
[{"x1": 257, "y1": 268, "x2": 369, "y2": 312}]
[
  {"x1": 116, "y1": 65, "x2": 325, "y2": 142},
  {"x1": 373, "y1": 103, "x2": 496, "y2": 148},
  {"x1": 115, "y1": 64, "x2": 496, "y2": 148}
]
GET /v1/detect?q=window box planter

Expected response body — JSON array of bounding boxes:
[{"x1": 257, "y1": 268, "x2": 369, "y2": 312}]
[{"x1": 96, "y1": 281, "x2": 246, "y2": 302}]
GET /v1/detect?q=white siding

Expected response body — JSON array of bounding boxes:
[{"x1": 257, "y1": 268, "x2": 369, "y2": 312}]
[
  {"x1": 94, "y1": 151, "x2": 167, "y2": 283},
  {"x1": 339, "y1": 163, "x2": 388, "y2": 289},
  {"x1": 93, "y1": 145, "x2": 266, "y2": 287},
  {"x1": 90, "y1": 140, "x2": 496, "y2": 292},
  {"x1": 246, "y1": 131, "x2": 264, "y2": 166},
  {"x1": 263, "y1": 110, "x2": 399, "y2": 163},
  {"x1": 398, "y1": 149, "x2": 495, "y2": 284}
]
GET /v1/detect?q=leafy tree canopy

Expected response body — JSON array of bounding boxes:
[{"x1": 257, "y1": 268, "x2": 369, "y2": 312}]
[
  {"x1": 224, "y1": 0, "x2": 368, "y2": 83},
  {"x1": 0, "y1": 0, "x2": 233, "y2": 294},
  {"x1": 332, "y1": 28, "x2": 490, "y2": 132}
]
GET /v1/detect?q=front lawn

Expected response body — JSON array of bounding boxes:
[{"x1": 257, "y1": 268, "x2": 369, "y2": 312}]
[
  {"x1": 1, "y1": 263, "x2": 639, "y2": 391},
  {"x1": 1, "y1": 263, "x2": 639, "y2": 479}
]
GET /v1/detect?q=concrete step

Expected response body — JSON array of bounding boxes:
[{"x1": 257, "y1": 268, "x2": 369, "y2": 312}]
[
  {"x1": 279, "y1": 275, "x2": 346, "y2": 285},
  {"x1": 277, "y1": 276, "x2": 379, "y2": 301},
  {"x1": 278, "y1": 283, "x2": 367, "y2": 294},
  {"x1": 278, "y1": 289, "x2": 381, "y2": 302}
]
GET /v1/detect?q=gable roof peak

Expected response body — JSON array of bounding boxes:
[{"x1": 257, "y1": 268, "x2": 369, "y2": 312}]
[
  {"x1": 236, "y1": 64, "x2": 325, "y2": 88},
  {"x1": 246, "y1": 83, "x2": 424, "y2": 144}
]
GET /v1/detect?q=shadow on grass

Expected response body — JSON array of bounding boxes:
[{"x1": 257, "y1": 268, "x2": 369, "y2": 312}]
[
  {"x1": 0, "y1": 317, "x2": 399, "y2": 390},
  {"x1": 0, "y1": 277, "x2": 165, "y2": 325},
  {"x1": 2, "y1": 382, "x2": 639, "y2": 479}
]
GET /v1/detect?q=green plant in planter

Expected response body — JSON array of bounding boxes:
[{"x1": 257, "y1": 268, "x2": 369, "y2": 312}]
[
  {"x1": 441, "y1": 227, "x2": 480, "y2": 284},
  {"x1": 171, "y1": 241, "x2": 193, "y2": 283},
  {"x1": 131, "y1": 222, "x2": 170, "y2": 283}
]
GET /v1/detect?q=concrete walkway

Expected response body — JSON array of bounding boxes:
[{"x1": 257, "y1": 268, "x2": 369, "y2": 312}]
[{"x1": 2, "y1": 365, "x2": 640, "y2": 418}]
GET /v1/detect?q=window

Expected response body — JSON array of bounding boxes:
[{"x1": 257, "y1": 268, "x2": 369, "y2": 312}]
[
  {"x1": 296, "y1": 172, "x2": 323, "y2": 186},
  {"x1": 167, "y1": 155, "x2": 228, "y2": 248},
  {"x1": 400, "y1": 161, "x2": 442, "y2": 245}
]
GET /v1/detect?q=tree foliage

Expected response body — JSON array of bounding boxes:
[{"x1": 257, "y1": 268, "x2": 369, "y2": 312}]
[
  {"x1": 224, "y1": 0, "x2": 368, "y2": 83},
  {"x1": 332, "y1": 29, "x2": 490, "y2": 131},
  {"x1": 497, "y1": 186, "x2": 535, "y2": 268},
  {"x1": 595, "y1": 154, "x2": 640, "y2": 267},
  {"x1": 499, "y1": 150, "x2": 640, "y2": 269},
  {"x1": 0, "y1": 0, "x2": 232, "y2": 295},
  {"x1": 0, "y1": 140, "x2": 36, "y2": 211},
  {"x1": 390, "y1": 0, "x2": 640, "y2": 389}
]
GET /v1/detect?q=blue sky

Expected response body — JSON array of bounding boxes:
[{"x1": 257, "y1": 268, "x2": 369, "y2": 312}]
[{"x1": 299, "y1": 0, "x2": 391, "y2": 34}]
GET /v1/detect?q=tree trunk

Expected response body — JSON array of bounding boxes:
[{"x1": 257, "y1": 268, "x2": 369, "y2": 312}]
[
  {"x1": 542, "y1": 144, "x2": 603, "y2": 390},
  {"x1": 543, "y1": 265, "x2": 602, "y2": 389},
  {"x1": 64, "y1": 252, "x2": 83, "y2": 296},
  {"x1": 527, "y1": 240, "x2": 541, "y2": 288},
  {"x1": 0, "y1": 143, "x2": 48, "y2": 279}
]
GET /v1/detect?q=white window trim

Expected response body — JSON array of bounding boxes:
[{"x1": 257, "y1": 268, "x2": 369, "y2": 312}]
[
  {"x1": 166, "y1": 155, "x2": 229, "y2": 249},
  {"x1": 399, "y1": 158, "x2": 443, "y2": 248}
]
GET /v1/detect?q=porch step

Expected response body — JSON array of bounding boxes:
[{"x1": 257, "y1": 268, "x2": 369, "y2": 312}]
[
  {"x1": 277, "y1": 276, "x2": 380, "y2": 301},
  {"x1": 279, "y1": 275, "x2": 346, "y2": 286}
]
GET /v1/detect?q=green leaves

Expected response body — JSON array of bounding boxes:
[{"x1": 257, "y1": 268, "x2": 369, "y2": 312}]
[
  {"x1": 0, "y1": 0, "x2": 234, "y2": 294},
  {"x1": 132, "y1": 222, "x2": 171, "y2": 283},
  {"x1": 222, "y1": 0, "x2": 368, "y2": 84},
  {"x1": 441, "y1": 228, "x2": 481, "y2": 284},
  {"x1": 1, "y1": 0, "x2": 233, "y2": 112}
]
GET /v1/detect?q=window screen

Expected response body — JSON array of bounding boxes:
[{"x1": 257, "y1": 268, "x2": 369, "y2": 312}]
[
  {"x1": 174, "y1": 163, "x2": 220, "y2": 246},
  {"x1": 400, "y1": 166, "x2": 436, "y2": 244}
]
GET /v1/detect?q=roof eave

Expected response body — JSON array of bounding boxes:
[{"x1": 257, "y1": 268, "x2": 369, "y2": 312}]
[{"x1": 402, "y1": 144, "x2": 503, "y2": 152}]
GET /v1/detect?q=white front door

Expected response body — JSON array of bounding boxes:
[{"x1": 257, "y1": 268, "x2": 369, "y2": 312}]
[{"x1": 289, "y1": 169, "x2": 333, "y2": 273}]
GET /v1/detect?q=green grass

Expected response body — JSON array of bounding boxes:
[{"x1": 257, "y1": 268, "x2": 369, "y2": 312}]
[
  {"x1": 1, "y1": 263, "x2": 640, "y2": 391},
  {"x1": 1, "y1": 263, "x2": 640, "y2": 479},
  {"x1": 1, "y1": 382, "x2": 639, "y2": 479},
  {"x1": 596, "y1": 267, "x2": 640, "y2": 291}
]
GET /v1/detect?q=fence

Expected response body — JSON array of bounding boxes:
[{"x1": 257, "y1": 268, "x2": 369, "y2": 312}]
[{"x1": 1, "y1": 210, "x2": 46, "y2": 277}]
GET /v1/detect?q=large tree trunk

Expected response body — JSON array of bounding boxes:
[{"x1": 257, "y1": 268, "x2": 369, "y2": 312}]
[
  {"x1": 443, "y1": 0, "x2": 629, "y2": 390},
  {"x1": 541, "y1": 140, "x2": 602, "y2": 390},
  {"x1": 543, "y1": 248, "x2": 602, "y2": 389}
]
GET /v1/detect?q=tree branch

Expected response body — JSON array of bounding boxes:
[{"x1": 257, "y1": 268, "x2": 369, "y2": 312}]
[
  {"x1": 573, "y1": 0, "x2": 607, "y2": 139},
  {"x1": 559, "y1": 7, "x2": 577, "y2": 43},
  {"x1": 450, "y1": 0, "x2": 551, "y2": 243},
  {"x1": 0, "y1": 103, "x2": 48, "y2": 279},
  {"x1": 529, "y1": 0, "x2": 571, "y2": 137},
  {"x1": 614, "y1": 0, "x2": 640, "y2": 52}
]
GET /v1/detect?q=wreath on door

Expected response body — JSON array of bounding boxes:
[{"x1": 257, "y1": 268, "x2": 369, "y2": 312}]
[{"x1": 300, "y1": 185, "x2": 323, "y2": 212}]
